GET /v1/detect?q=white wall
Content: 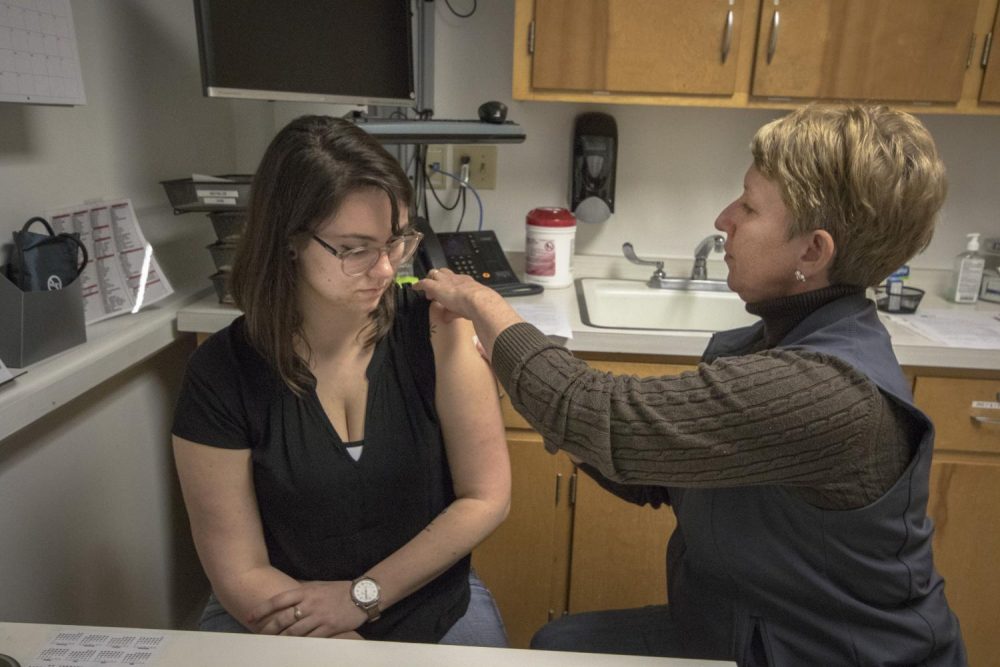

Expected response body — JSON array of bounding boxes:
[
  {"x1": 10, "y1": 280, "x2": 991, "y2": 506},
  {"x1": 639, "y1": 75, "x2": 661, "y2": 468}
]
[
  {"x1": 0, "y1": 0, "x2": 234, "y2": 290},
  {"x1": 0, "y1": 338, "x2": 207, "y2": 628},
  {"x1": 0, "y1": 0, "x2": 231, "y2": 628}
]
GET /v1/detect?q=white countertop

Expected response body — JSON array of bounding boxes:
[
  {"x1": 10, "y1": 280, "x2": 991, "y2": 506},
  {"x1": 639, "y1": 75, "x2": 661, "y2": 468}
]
[
  {"x1": 176, "y1": 254, "x2": 1000, "y2": 371},
  {"x1": 0, "y1": 621, "x2": 732, "y2": 667}
]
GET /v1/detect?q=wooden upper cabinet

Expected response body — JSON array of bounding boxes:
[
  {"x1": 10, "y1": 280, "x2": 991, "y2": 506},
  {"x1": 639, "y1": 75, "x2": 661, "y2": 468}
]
[
  {"x1": 751, "y1": 0, "x2": 980, "y2": 103},
  {"x1": 531, "y1": 0, "x2": 747, "y2": 96},
  {"x1": 981, "y1": 4, "x2": 1000, "y2": 103},
  {"x1": 606, "y1": 0, "x2": 745, "y2": 95},
  {"x1": 531, "y1": 0, "x2": 607, "y2": 92}
]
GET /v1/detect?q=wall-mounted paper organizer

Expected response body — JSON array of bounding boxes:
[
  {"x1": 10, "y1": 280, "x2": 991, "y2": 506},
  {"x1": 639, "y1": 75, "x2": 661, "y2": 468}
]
[
  {"x1": 0, "y1": 270, "x2": 86, "y2": 368},
  {"x1": 160, "y1": 175, "x2": 252, "y2": 304}
]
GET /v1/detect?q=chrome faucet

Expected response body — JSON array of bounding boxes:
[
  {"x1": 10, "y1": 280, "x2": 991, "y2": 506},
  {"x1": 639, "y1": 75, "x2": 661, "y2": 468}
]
[
  {"x1": 622, "y1": 242, "x2": 667, "y2": 284},
  {"x1": 691, "y1": 235, "x2": 725, "y2": 280},
  {"x1": 623, "y1": 240, "x2": 732, "y2": 291}
]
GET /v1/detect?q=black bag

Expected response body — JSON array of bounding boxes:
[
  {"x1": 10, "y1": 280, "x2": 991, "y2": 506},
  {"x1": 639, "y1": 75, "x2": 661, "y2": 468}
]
[{"x1": 7, "y1": 217, "x2": 88, "y2": 292}]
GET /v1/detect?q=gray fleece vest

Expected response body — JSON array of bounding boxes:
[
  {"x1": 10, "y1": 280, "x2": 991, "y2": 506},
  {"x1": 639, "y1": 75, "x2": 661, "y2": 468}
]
[{"x1": 667, "y1": 294, "x2": 966, "y2": 666}]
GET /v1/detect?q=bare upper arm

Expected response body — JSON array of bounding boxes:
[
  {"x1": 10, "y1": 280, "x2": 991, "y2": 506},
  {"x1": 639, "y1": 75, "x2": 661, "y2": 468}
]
[
  {"x1": 428, "y1": 309, "x2": 510, "y2": 505},
  {"x1": 172, "y1": 436, "x2": 270, "y2": 584}
]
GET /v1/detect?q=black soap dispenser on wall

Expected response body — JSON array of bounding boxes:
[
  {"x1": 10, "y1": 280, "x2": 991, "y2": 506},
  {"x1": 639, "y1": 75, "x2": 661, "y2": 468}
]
[{"x1": 571, "y1": 112, "x2": 618, "y2": 224}]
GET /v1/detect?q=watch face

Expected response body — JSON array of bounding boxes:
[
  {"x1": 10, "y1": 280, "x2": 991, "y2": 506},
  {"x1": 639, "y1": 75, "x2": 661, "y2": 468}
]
[{"x1": 353, "y1": 578, "x2": 379, "y2": 604}]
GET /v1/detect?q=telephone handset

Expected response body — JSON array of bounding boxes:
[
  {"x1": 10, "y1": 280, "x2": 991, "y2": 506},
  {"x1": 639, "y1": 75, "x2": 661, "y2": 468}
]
[{"x1": 412, "y1": 217, "x2": 543, "y2": 297}]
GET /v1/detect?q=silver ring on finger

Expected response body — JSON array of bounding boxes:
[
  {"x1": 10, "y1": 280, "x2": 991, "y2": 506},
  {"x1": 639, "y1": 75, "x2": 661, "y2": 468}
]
[{"x1": 293, "y1": 606, "x2": 303, "y2": 620}]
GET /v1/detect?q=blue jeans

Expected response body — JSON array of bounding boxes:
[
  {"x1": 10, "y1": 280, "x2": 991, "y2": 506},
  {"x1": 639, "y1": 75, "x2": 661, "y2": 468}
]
[
  {"x1": 531, "y1": 605, "x2": 683, "y2": 657},
  {"x1": 199, "y1": 571, "x2": 507, "y2": 647}
]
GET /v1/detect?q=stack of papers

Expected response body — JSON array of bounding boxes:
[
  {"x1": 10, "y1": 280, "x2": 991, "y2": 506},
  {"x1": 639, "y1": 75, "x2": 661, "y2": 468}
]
[{"x1": 889, "y1": 309, "x2": 1000, "y2": 349}]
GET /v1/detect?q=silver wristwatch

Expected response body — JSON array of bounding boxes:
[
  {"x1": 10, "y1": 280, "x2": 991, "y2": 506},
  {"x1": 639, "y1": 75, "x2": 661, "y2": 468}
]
[{"x1": 350, "y1": 576, "x2": 382, "y2": 622}]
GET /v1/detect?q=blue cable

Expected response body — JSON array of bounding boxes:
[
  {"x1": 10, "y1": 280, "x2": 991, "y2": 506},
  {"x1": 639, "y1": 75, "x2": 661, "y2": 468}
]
[{"x1": 430, "y1": 165, "x2": 484, "y2": 231}]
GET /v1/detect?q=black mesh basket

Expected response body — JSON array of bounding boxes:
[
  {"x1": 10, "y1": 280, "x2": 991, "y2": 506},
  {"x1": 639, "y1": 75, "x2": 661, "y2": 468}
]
[{"x1": 875, "y1": 285, "x2": 924, "y2": 314}]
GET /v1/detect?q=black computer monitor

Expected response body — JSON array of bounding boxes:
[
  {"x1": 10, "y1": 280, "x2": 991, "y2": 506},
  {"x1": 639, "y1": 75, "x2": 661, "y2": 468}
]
[{"x1": 193, "y1": 0, "x2": 415, "y2": 107}]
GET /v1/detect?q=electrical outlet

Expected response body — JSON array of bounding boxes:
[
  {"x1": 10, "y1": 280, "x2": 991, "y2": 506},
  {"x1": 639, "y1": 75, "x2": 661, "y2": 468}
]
[
  {"x1": 452, "y1": 144, "x2": 497, "y2": 190},
  {"x1": 425, "y1": 145, "x2": 447, "y2": 189}
]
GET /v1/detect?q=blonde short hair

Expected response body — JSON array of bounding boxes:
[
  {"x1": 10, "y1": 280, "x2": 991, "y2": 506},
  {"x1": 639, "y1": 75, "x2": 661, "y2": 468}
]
[{"x1": 751, "y1": 104, "x2": 947, "y2": 287}]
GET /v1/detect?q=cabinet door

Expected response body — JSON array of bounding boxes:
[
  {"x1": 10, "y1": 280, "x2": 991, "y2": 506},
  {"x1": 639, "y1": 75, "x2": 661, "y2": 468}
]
[
  {"x1": 568, "y1": 470, "x2": 676, "y2": 613},
  {"x1": 532, "y1": 0, "x2": 746, "y2": 95},
  {"x1": 981, "y1": 5, "x2": 1000, "y2": 104},
  {"x1": 531, "y1": 0, "x2": 608, "y2": 91},
  {"x1": 566, "y1": 358, "x2": 689, "y2": 613},
  {"x1": 605, "y1": 0, "x2": 745, "y2": 95},
  {"x1": 752, "y1": 0, "x2": 980, "y2": 103},
  {"x1": 927, "y1": 458, "x2": 1000, "y2": 667},
  {"x1": 915, "y1": 376, "x2": 1000, "y2": 667},
  {"x1": 472, "y1": 431, "x2": 574, "y2": 649}
]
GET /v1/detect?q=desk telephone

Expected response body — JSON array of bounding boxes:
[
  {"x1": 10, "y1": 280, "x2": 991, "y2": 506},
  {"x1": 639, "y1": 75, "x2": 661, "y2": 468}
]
[{"x1": 412, "y1": 217, "x2": 543, "y2": 297}]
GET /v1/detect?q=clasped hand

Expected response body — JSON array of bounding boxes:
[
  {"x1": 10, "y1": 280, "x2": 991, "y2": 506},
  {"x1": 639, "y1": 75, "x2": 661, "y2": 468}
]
[{"x1": 246, "y1": 580, "x2": 367, "y2": 638}]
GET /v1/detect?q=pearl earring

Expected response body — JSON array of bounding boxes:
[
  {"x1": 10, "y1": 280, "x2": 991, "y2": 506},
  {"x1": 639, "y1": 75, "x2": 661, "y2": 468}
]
[{"x1": 794, "y1": 269, "x2": 806, "y2": 283}]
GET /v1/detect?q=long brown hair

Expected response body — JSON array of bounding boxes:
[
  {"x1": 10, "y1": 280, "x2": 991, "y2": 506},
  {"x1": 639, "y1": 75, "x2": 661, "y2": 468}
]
[{"x1": 229, "y1": 115, "x2": 413, "y2": 394}]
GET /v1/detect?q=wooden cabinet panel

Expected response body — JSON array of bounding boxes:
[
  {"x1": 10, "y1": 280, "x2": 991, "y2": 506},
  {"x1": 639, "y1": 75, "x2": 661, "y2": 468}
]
[
  {"x1": 751, "y1": 0, "x2": 980, "y2": 103},
  {"x1": 914, "y1": 376, "x2": 1000, "y2": 455},
  {"x1": 472, "y1": 432, "x2": 574, "y2": 649},
  {"x1": 568, "y1": 470, "x2": 676, "y2": 613},
  {"x1": 928, "y1": 458, "x2": 1000, "y2": 667},
  {"x1": 981, "y1": 5, "x2": 1000, "y2": 103},
  {"x1": 531, "y1": 0, "x2": 607, "y2": 91},
  {"x1": 531, "y1": 0, "x2": 748, "y2": 96},
  {"x1": 561, "y1": 359, "x2": 688, "y2": 613},
  {"x1": 605, "y1": 0, "x2": 745, "y2": 95}
]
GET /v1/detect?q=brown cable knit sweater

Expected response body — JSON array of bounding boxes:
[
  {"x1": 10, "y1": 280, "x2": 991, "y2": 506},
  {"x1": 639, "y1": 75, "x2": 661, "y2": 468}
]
[{"x1": 491, "y1": 286, "x2": 919, "y2": 510}]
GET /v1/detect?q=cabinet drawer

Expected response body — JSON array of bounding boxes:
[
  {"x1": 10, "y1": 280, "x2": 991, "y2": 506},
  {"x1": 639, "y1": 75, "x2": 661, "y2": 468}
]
[{"x1": 913, "y1": 377, "x2": 1000, "y2": 455}]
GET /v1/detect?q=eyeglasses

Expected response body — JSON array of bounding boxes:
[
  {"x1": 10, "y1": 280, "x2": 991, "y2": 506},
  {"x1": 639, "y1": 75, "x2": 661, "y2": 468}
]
[{"x1": 312, "y1": 231, "x2": 423, "y2": 277}]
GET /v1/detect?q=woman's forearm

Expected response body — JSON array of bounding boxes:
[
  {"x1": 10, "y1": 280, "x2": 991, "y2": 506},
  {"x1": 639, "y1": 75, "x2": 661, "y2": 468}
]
[
  {"x1": 212, "y1": 565, "x2": 302, "y2": 630},
  {"x1": 364, "y1": 496, "x2": 508, "y2": 610}
]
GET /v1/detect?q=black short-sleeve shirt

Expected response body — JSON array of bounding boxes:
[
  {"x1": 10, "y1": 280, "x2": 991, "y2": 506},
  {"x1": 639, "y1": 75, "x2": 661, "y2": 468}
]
[{"x1": 172, "y1": 286, "x2": 470, "y2": 642}]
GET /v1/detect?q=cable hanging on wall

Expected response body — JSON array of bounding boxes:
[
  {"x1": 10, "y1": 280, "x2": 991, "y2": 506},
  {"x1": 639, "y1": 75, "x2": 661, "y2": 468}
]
[{"x1": 443, "y1": 0, "x2": 477, "y2": 19}]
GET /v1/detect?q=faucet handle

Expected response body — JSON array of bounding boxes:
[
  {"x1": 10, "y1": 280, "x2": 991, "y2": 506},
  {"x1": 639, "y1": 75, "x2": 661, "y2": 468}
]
[{"x1": 622, "y1": 242, "x2": 666, "y2": 278}]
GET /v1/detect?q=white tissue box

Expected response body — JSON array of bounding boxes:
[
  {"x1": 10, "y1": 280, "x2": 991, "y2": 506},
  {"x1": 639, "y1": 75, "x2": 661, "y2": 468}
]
[{"x1": 980, "y1": 269, "x2": 1000, "y2": 304}]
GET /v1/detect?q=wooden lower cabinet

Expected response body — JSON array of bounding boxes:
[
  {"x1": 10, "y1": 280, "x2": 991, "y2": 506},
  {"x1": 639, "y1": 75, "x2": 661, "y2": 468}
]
[
  {"x1": 475, "y1": 360, "x2": 1000, "y2": 661},
  {"x1": 472, "y1": 431, "x2": 574, "y2": 649},
  {"x1": 915, "y1": 376, "x2": 1000, "y2": 667},
  {"x1": 473, "y1": 359, "x2": 690, "y2": 648},
  {"x1": 568, "y1": 471, "x2": 676, "y2": 614}
]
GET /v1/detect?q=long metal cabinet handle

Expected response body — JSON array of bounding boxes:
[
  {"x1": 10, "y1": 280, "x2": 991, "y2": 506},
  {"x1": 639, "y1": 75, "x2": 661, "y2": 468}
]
[
  {"x1": 721, "y1": 6, "x2": 734, "y2": 63},
  {"x1": 972, "y1": 415, "x2": 1000, "y2": 425},
  {"x1": 983, "y1": 31, "x2": 994, "y2": 68},
  {"x1": 767, "y1": 8, "x2": 780, "y2": 64}
]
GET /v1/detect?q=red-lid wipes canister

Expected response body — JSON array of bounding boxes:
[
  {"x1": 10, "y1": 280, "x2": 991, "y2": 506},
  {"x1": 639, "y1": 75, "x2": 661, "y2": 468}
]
[{"x1": 525, "y1": 207, "x2": 576, "y2": 288}]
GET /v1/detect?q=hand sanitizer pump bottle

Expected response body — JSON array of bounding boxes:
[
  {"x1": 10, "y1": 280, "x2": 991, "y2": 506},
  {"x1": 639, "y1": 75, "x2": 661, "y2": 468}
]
[{"x1": 951, "y1": 233, "x2": 986, "y2": 303}]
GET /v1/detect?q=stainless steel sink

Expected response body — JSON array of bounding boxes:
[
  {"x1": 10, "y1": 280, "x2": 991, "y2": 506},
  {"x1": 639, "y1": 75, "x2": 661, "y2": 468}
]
[{"x1": 576, "y1": 278, "x2": 759, "y2": 332}]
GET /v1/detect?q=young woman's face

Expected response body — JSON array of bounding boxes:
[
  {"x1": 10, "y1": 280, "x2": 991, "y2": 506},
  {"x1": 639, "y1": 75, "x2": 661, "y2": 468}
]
[
  {"x1": 714, "y1": 166, "x2": 812, "y2": 304},
  {"x1": 297, "y1": 187, "x2": 408, "y2": 316}
]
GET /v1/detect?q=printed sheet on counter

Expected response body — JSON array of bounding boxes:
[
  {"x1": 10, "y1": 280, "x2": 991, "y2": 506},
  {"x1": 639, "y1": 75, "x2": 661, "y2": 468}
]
[
  {"x1": 888, "y1": 309, "x2": 1000, "y2": 349},
  {"x1": 47, "y1": 199, "x2": 173, "y2": 325},
  {"x1": 25, "y1": 628, "x2": 168, "y2": 667},
  {"x1": 512, "y1": 302, "x2": 573, "y2": 339}
]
